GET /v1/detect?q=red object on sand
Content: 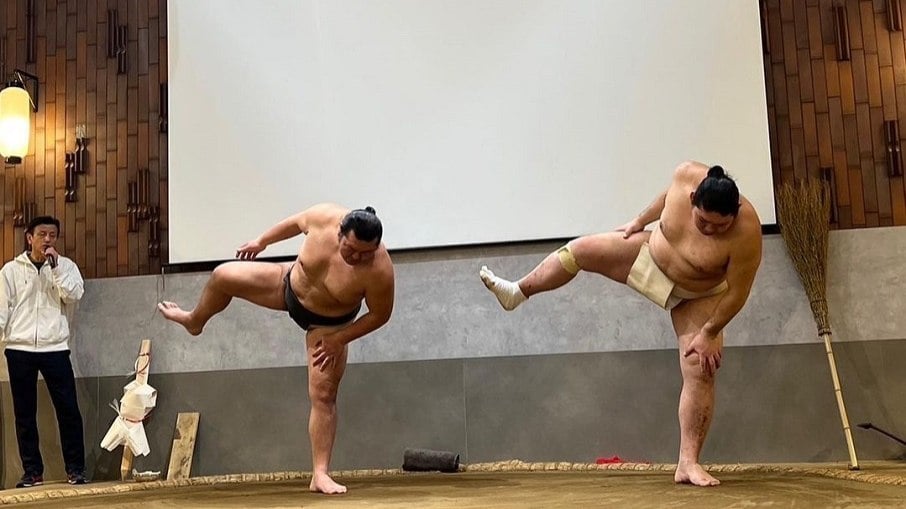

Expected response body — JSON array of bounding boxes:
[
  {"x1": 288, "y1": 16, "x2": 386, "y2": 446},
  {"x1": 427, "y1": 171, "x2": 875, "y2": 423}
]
[{"x1": 595, "y1": 456, "x2": 624, "y2": 464}]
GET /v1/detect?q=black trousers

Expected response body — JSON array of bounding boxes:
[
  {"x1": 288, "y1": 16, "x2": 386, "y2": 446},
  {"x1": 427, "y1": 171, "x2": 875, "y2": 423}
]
[{"x1": 4, "y1": 349, "x2": 86, "y2": 476}]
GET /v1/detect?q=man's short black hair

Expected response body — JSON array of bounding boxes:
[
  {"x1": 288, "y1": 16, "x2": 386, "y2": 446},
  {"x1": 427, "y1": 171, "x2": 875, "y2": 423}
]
[
  {"x1": 691, "y1": 166, "x2": 740, "y2": 216},
  {"x1": 339, "y1": 207, "x2": 382, "y2": 243},
  {"x1": 26, "y1": 216, "x2": 61, "y2": 235}
]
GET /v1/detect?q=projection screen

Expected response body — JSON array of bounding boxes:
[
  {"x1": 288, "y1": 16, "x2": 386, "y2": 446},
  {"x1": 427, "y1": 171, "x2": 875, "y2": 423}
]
[{"x1": 167, "y1": 0, "x2": 774, "y2": 263}]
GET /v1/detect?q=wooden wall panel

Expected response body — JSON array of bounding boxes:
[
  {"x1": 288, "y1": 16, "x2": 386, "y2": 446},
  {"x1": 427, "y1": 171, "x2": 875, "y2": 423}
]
[
  {"x1": 766, "y1": 0, "x2": 906, "y2": 228},
  {"x1": 0, "y1": 0, "x2": 165, "y2": 277}
]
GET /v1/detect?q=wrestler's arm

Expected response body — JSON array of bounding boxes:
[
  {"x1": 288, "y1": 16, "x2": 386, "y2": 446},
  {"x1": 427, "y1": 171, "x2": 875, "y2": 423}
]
[
  {"x1": 702, "y1": 232, "x2": 763, "y2": 336},
  {"x1": 332, "y1": 262, "x2": 395, "y2": 346},
  {"x1": 617, "y1": 189, "x2": 667, "y2": 237},
  {"x1": 237, "y1": 204, "x2": 341, "y2": 259},
  {"x1": 257, "y1": 203, "x2": 340, "y2": 246},
  {"x1": 634, "y1": 191, "x2": 668, "y2": 227},
  {"x1": 620, "y1": 162, "x2": 696, "y2": 234}
]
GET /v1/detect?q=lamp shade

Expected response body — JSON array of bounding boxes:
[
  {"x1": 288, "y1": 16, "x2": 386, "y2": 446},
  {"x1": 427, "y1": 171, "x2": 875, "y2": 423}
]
[{"x1": 0, "y1": 84, "x2": 31, "y2": 164}]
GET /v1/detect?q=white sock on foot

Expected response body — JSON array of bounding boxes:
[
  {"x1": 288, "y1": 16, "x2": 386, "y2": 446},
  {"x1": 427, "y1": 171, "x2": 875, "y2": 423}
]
[{"x1": 479, "y1": 266, "x2": 527, "y2": 311}]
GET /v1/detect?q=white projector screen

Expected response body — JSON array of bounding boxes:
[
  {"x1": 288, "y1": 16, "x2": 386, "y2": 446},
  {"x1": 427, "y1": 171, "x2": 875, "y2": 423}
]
[{"x1": 168, "y1": 0, "x2": 774, "y2": 264}]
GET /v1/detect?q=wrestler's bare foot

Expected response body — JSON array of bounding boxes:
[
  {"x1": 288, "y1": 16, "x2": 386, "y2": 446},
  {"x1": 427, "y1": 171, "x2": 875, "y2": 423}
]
[
  {"x1": 674, "y1": 462, "x2": 720, "y2": 487},
  {"x1": 479, "y1": 266, "x2": 527, "y2": 311},
  {"x1": 309, "y1": 473, "x2": 347, "y2": 494},
  {"x1": 157, "y1": 301, "x2": 203, "y2": 336}
]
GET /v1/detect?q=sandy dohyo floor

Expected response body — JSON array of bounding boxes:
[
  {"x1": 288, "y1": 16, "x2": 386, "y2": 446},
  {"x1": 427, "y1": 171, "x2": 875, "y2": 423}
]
[{"x1": 5, "y1": 461, "x2": 906, "y2": 508}]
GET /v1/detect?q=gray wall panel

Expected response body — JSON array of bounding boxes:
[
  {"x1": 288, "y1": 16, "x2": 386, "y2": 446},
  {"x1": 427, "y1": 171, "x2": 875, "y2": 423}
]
[
  {"x1": 2, "y1": 339, "x2": 903, "y2": 485},
  {"x1": 70, "y1": 228, "x2": 906, "y2": 378}
]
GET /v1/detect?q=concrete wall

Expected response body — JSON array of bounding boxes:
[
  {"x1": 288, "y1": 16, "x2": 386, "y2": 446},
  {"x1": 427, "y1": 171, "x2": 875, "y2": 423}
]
[{"x1": 2, "y1": 228, "x2": 906, "y2": 486}]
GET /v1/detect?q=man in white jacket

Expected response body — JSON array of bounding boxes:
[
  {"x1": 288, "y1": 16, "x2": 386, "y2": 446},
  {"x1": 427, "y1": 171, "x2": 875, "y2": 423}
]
[{"x1": 0, "y1": 216, "x2": 87, "y2": 487}]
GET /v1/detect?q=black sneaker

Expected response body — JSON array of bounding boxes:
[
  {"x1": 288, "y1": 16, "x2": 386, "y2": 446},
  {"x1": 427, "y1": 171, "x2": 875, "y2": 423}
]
[
  {"x1": 67, "y1": 471, "x2": 89, "y2": 485},
  {"x1": 15, "y1": 473, "x2": 43, "y2": 488}
]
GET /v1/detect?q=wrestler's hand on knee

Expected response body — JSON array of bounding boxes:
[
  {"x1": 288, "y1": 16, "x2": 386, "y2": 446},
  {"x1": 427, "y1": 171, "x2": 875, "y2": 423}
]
[
  {"x1": 236, "y1": 238, "x2": 266, "y2": 260},
  {"x1": 683, "y1": 329, "x2": 722, "y2": 376},
  {"x1": 312, "y1": 333, "x2": 343, "y2": 372},
  {"x1": 615, "y1": 219, "x2": 644, "y2": 239}
]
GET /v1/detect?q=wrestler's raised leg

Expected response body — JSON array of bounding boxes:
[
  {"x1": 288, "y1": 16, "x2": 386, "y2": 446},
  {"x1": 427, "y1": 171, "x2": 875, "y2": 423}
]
[
  {"x1": 480, "y1": 231, "x2": 650, "y2": 310},
  {"x1": 159, "y1": 262, "x2": 288, "y2": 335}
]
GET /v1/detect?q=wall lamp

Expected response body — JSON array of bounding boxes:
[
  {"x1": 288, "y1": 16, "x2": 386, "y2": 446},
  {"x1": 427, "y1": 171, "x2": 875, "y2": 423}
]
[{"x1": 0, "y1": 69, "x2": 39, "y2": 165}]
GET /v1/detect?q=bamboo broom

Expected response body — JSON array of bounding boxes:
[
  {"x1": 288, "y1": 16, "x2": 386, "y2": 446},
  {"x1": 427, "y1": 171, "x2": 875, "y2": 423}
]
[{"x1": 776, "y1": 178, "x2": 859, "y2": 470}]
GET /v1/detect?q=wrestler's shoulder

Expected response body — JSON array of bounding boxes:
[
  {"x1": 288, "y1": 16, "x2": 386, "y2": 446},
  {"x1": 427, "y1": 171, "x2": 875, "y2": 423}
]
[
  {"x1": 732, "y1": 200, "x2": 763, "y2": 243},
  {"x1": 371, "y1": 248, "x2": 396, "y2": 279},
  {"x1": 674, "y1": 160, "x2": 708, "y2": 178},
  {"x1": 307, "y1": 202, "x2": 349, "y2": 215},
  {"x1": 304, "y1": 203, "x2": 350, "y2": 224}
]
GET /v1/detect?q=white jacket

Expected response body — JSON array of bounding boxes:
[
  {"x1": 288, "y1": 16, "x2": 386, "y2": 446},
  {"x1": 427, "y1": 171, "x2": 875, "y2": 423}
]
[{"x1": 0, "y1": 251, "x2": 84, "y2": 352}]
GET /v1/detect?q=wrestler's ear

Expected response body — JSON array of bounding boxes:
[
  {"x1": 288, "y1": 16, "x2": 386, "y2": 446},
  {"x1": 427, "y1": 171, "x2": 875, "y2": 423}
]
[{"x1": 689, "y1": 191, "x2": 695, "y2": 204}]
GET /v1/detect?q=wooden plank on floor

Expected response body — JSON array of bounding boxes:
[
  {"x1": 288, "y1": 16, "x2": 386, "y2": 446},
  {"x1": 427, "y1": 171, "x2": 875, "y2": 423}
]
[{"x1": 167, "y1": 412, "x2": 200, "y2": 480}]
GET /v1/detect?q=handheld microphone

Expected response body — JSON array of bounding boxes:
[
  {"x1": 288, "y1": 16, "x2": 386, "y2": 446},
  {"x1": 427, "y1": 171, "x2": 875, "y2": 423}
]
[{"x1": 43, "y1": 246, "x2": 57, "y2": 269}]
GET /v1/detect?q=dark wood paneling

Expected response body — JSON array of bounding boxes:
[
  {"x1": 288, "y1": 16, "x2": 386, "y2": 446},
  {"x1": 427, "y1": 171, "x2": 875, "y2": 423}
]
[
  {"x1": 767, "y1": 0, "x2": 906, "y2": 228},
  {"x1": 0, "y1": 0, "x2": 166, "y2": 276}
]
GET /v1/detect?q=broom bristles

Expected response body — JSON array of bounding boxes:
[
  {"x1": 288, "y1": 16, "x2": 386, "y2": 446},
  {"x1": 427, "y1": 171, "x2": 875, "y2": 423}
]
[{"x1": 776, "y1": 178, "x2": 831, "y2": 333}]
